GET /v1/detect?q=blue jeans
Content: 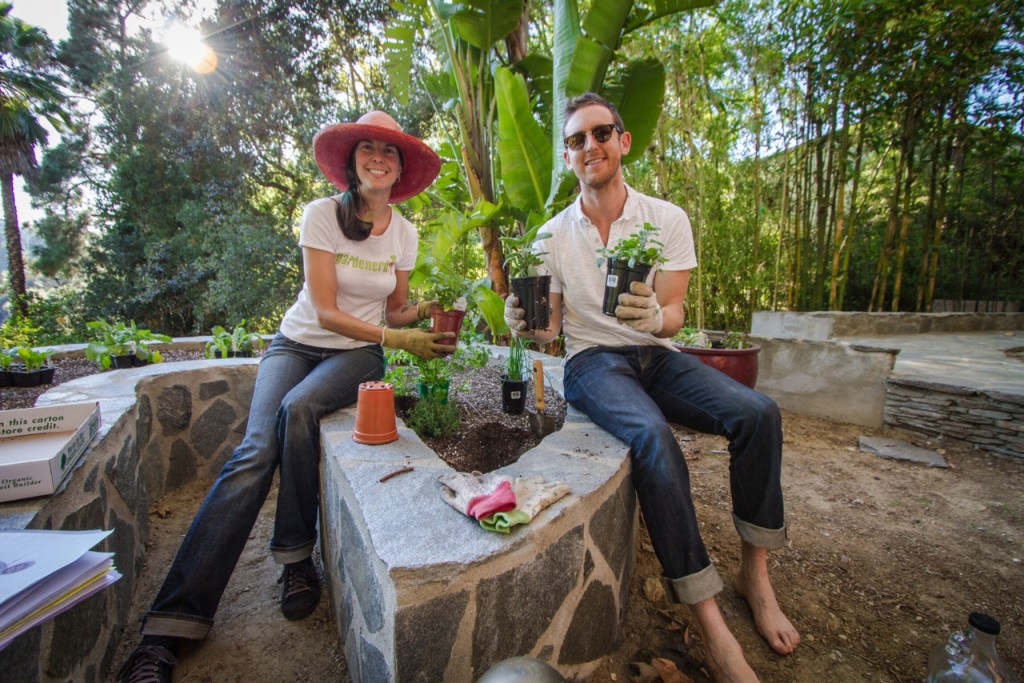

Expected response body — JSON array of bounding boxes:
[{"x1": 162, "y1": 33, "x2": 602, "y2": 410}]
[
  {"x1": 143, "y1": 334, "x2": 384, "y2": 639},
  {"x1": 563, "y1": 346, "x2": 785, "y2": 604}
]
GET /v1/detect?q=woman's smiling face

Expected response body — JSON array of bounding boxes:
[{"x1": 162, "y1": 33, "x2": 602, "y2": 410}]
[{"x1": 353, "y1": 139, "x2": 403, "y2": 193}]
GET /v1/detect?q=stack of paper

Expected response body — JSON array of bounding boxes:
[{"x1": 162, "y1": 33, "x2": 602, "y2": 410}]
[{"x1": 0, "y1": 529, "x2": 122, "y2": 650}]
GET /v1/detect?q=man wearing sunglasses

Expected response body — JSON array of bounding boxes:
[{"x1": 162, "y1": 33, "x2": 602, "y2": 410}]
[{"x1": 505, "y1": 92, "x2": 800, "y2": 682}]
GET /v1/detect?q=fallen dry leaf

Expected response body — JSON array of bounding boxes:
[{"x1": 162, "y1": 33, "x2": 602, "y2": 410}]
[
  {"x1": 651, "y1": 657, "x2": 694, "y2": 683},
  {"x1": 149, "y1": 504, "x2": 172, "y2": 518}
]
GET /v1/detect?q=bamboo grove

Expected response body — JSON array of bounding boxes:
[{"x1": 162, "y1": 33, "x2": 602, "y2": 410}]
[{"x1": 4, "y1": 0, "x2": 1022, "y2": 339}]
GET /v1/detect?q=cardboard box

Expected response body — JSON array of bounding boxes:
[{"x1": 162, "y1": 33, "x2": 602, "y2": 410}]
[{"x1": 0, "y1": 402, "x2": 101, "y2": 503}]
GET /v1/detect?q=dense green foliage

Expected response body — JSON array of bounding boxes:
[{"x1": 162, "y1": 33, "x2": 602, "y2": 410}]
[{"x1": 2, "y1": 0, "x2": 1021, "y2": 347}]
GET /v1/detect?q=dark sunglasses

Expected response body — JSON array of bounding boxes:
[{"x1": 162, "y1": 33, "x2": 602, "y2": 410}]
[{"x1": 563, "y1": 123, "x2": 622, "y2": 151}]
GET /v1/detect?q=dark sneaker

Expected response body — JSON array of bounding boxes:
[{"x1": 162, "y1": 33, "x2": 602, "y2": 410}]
[
  {"x1": 278, "y1": 560, "x2": 321, "y2": 620},
  {"x1": 116, "y1": 645, "x2": 177, "y2": 683}
]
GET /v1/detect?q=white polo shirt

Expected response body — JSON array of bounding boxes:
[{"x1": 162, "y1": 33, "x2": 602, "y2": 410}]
[
  {"x1": 535, "y1": 186, "x2": 698, "y2": 360},
  {"x1": 279, "y1": 196, "x2": 418, "y2": 349}
]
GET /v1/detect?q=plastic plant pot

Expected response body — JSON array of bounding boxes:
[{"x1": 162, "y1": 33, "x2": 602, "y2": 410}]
[
  {"x1": 509, "y1": 275, "x2": 552, "y2": 331},
  {"x1": 500, "y1": 376, "x2": 527, "y2": 415},
  {"x1": 431, "y1": 309, "x2": 466, "y2": 348},
  {"x1": 601, "y1": 259, "x2": 652, "y2": 317},
  {"x1": 352, "y1": 381, "x2": 399, "y2": 445}
]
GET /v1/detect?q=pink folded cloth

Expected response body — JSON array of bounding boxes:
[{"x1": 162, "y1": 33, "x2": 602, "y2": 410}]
[{"x1": 466, "y1": 480, "x2": 517, "y2": 520}]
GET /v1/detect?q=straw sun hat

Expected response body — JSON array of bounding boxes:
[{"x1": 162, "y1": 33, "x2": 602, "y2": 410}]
[{"x1": 312, "y1": 111, "x2": 441, "y2": 204}]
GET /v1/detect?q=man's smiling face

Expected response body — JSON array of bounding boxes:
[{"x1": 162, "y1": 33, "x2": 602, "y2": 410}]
[{"x1": 562, "y1": 104, "x2": 631, "y2": 191}]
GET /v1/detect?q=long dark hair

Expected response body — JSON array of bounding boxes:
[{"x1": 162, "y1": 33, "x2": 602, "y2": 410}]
[
  {"x1": 334, "y1": 152, "x2": 372, "y2": 241},
  {"x1": 333, "y1": 143, "x2": 405, "y2": 241}
]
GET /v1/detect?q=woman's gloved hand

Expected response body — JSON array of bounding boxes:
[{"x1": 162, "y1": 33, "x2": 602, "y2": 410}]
[
  {"x1": 615, "y1": 281, "x2": 663, "y2": 334},
  {"x1": 437, "y1": 472, "x2": 516, "y2": 520},
  {"x1": 382, "y1": 327, "x2": 454, "y2": 359},
  {"x1": 416, "y1": 300, "x2": 437, "y2": 321}
]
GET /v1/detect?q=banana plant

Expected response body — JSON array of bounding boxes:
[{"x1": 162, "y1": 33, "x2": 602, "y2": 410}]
[{"x1": 386, "y1": 0, "x2": 716, "y2": 315}]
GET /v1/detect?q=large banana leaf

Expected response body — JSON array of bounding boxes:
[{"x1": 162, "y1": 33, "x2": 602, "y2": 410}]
[
  {"x1": 603, "y1": 58, "x2": 666, "y2": 165},
  {"x1": 451, "y1": 0, "x2": 524, "y2": 51},
  {"x1": 625, "y1": 0, "x2": 719, "y2": 34},
  {"x1": 495, "y1": 67, "x2": 552, "y2": 214},
  {"x1": 581, "y1": 1, "x2": 635, "y2": 49},
  {"x1": 384, "y1": 0, "x2": 430, "y2": 105}
]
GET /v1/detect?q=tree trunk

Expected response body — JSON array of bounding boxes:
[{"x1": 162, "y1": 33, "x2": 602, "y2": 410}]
[{"x1": 2, "y1": 172, "x2": 28, "y2": 316}]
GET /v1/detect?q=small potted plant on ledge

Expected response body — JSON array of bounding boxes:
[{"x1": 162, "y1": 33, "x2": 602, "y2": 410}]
[
  {"x1": 86, "y1": 320, "x2": 171, "y2": 370},
  {"x1": 0, "y1": 350, "x2": 13, "y2": 387},
  {"x1": 501, "y1": 222, "x2": 552, "y2": 331},
  {"x1": 596, "y1": 222, "x2": 667, "y2": 317},
  {"x1": 8, "y1": 347, "x2": 56, "y2": 387},
  {"x1": 500, "y1": 336, "x2": 529, "y2": 414},
  {"x1": 205, "y1": 320, "x2": 265, "y2": 358},
  {"x1": 674, "y1": 327, "x2": 761, "y2": 389}
]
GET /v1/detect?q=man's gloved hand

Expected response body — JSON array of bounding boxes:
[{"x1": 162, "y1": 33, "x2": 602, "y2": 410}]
[
  {"x1": 438, "y1": 472, "x2": 517, "y2": 521},
  {"x1": 416, "y1": 300, "x2": 437, "y2": 321},
  {"x1": 503, "y1": 295, "x2": 532, "y2": 337},
  {"x1": 480, "y1": 476, "x2": 571, "y2": 533},
  {"x1": 615, "y1": 281, "x2": 663, "y2": 334},
  {"x1": 382, "y1": 327, "x2": 454, "y2": 359}
]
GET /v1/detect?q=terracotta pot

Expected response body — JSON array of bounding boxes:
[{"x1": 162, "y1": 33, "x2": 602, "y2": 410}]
[
  {"x1": 500, "y1": 376, "x2": 527, "y2": 414},
  {"x1": 431, "y1": 309, "x2": 466, "y2": 348},
  {"x1": 353, "y1": 381, "x2": 399, "y2": 445},
  {"x1": 676, "y1": 343, "x2": 761, "y2": 389},
  {"x1": 509, "y1": 275, "x2": 552, "y2": 331},
  {"x1": 602, "y1": 259, "x2": 651, "y2": 317}
]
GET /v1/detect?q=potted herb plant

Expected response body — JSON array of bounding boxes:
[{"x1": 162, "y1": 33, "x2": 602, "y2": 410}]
[
  {"x1": 422, "y1": 263, "x2": 472, "y2": 350},
  {"x1": 500, "y1": 336, "x2": 529, "y2": 414},
  {"x1": 501, "y1": 222, "x2": 552, "y2": 331},
  {"x1": 9, "y1": 346, "x2": 56, "y2": 387},
  {"x1": 596, "y1": 222, "x2": 668, "y2": 317},
  {"x1": 674, "y1": 327, "x2": 761, "y2": 389},
  {"x1": 205, "y1": 320, "x2": 265, "y2": 358}
]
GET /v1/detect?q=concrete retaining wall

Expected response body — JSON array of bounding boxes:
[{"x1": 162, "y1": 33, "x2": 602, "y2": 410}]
[
  {"x1": 752, "y1": 311, "x2": 1024, "y2": 340},
  {"x1": 753, "y1": 337, "x2": 898, "y2": 428}
]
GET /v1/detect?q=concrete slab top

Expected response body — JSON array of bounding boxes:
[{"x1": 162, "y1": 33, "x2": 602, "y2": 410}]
[{"x1": 839, "y1": 331, "x2": 1024, "y2": 396}]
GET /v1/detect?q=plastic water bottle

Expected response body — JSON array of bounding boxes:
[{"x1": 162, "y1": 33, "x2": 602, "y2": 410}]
[{"x1": 926, "y1": 613, "x2": 1020, "y2": 682}]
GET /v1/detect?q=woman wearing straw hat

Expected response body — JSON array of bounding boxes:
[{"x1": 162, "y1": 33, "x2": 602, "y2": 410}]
[{"x1": 118, "y1": 111, "x2": 449, "y2": 683}]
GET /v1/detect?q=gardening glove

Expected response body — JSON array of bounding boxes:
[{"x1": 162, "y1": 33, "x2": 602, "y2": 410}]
[
  {"x1": 615, "y1": 281, "x2": 663, "y2": 335},
  {"x1": 416, "y1": 300, "x2": 437, "y2": 321},
  {"x1": 480, "y1": 476, "x2": 571, "y2": 533},
  {"x1": 503, "y1": 295, "x2": 533, "y2": 337},
  {"x1": 382, "y1": 327, "x2": 454, "y2": 359},
  {"x1": 438, "y1": 472, "x2": 517, "y2": 521}
]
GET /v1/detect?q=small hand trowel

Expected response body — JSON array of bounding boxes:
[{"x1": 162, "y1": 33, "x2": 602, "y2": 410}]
[{"x1": 530, "y1": 359, "x2": 557, "y2": 438}]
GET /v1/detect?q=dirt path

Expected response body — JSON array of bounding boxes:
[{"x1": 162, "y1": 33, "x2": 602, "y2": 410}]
[{"x1": 113, "y1": 410, "x2": 1024, "y2": 682}]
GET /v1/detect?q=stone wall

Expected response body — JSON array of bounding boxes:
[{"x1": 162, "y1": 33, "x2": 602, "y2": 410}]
[
  {"x1": 0, "y1": 360, "x2": 257, "y2": 683},
  {"x1": 319, "y1": 355, "x2": 636, "y2": 682},
  {"x1": 884, "y1": 379, "x2": 1024, "y2": 459}
]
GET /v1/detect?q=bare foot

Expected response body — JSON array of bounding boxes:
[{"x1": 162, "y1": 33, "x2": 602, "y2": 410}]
[
  {"x1": 691, "y1": 599, "x2": 761, "y2": 683},
  {"x1": 735, "y1": 545, "x2": 801, "y2": 655}
]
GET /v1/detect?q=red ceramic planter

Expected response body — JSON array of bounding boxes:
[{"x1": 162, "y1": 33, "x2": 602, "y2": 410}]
[{"x1": 676, "y1": 344, "x2": 761, "y2": 389}]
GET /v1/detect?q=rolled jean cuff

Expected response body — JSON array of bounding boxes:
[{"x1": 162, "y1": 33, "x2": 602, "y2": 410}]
[
  {"x1": 142, "y1": 612, "x2": 212, "y2": 641},
  {"x1": 271, "y1": 540, "x2": 316, "y2": 565},
  {"x1": 733, "y1": 513, "x2": 787, "y2": 550},
  {"x1": 662, "y1": 564, "x2": 724, "y2": 605}
]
